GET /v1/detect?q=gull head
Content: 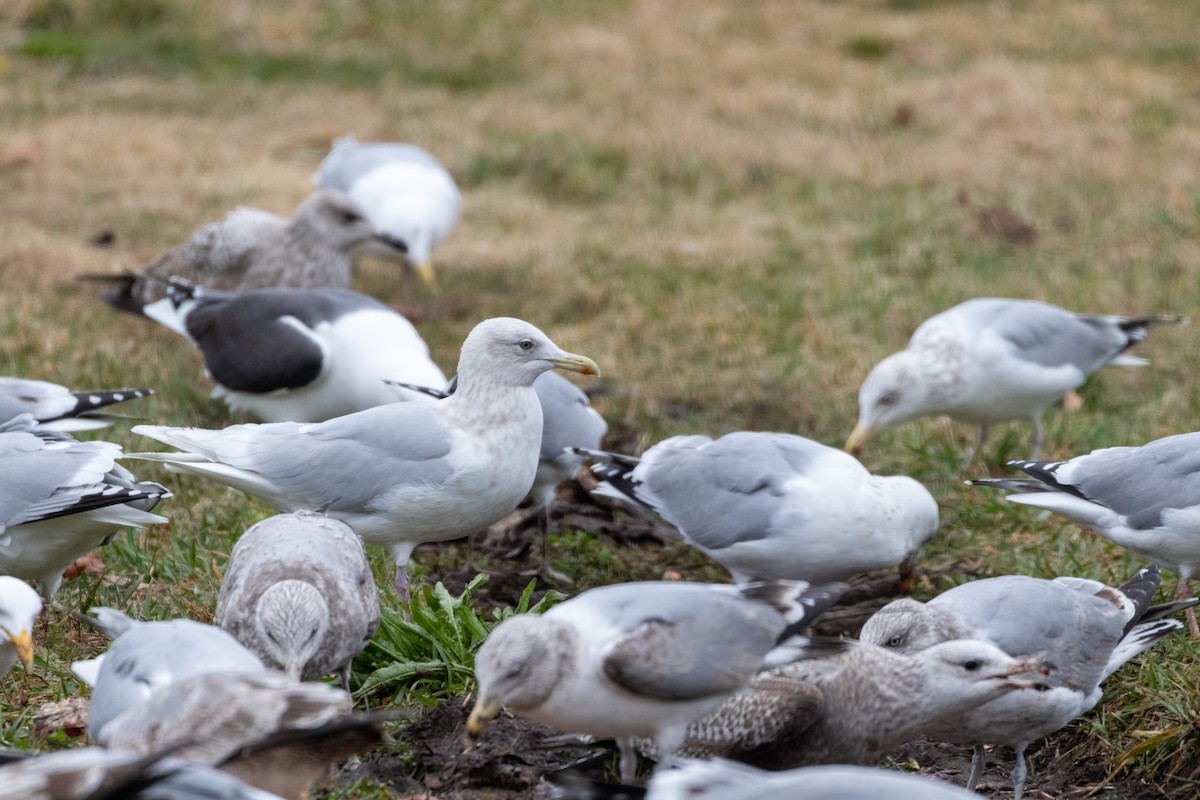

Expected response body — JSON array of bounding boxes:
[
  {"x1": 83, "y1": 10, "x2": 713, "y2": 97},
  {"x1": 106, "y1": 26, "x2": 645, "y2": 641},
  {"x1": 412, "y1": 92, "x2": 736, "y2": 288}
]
[
  {"x1": 860, "y1": 598, "x2": 970, "y2": 653},
  {"x1": 916, "y1": 639, "x2": 1050, "y2": 709},
  {"x1": 465, "y1": 614, "x2": 571, "y2": 749},
  {"x1": 297, "y1": 190, "x2": 406, "y2": 257},
  {"x1": 846, "y1": 351, "x2": 931, "y2": 455},
  {"x1": 0, "y1": 576, "x2": 41, "y2": 674},
  {"x1": 253, "y1": 580, "x2": 330, "y2": 681},
  {"x1": 457, "y1": 318, "x2": 600, "y2": 390}
]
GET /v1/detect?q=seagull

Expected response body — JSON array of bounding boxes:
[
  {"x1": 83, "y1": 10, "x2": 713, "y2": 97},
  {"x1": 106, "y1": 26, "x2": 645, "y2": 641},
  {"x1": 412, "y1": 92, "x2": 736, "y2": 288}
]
[
  {"x1": 314, "y1": 136, "x2": 461, "y2": 289},
  {"x1": 575, "y1": 431, "x2": 938, "y2": 591},
  {"x1": 142, "y1": 279, "x2": 446, "y2": 422},
  {"x1": 129, "y1": 317, "x2": 599, "y2": 598},
  {"x1": 467, "y1": 579, "x2": 849, "y2": 783},
  {"x1": 0, "y1": 378, "x2": 152, "y2": 431},
  {"x1": 71, "y1": 608, "x2": 266, "y2": 742},
  {"x1": 970, "y1": 434, "x2": 1200, "y2": 634},
  {"x1": 846, "y1": 298, "x2": 1182, "y2": 467},
  {"x1": 0, "y1": 576, "x2": 41, "y2": 674},
  {"x1": 215, "y1": 511, "x2": 380, "y2": 689},
  {"x1": 90, "y1": 190, "x2": 408, "y2": 313},
  {"x1": 662, "y1": 638, "x2": 1046, "y2": 770},
  {"x1": 0, "y1": 417, "x2": 170, "y2": 601},
  {"x1": 646, "y1": 759, "x2": 982, "y2": 800},
  {"x1": 859, "y1": 566, "x2": 1187, "y2": 799}
]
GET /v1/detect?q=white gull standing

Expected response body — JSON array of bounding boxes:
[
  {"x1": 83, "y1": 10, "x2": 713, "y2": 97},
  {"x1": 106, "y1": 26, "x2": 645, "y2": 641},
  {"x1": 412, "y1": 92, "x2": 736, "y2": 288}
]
[
  {"x1": 130, "y1": 317, "x2": 599, "y2": 598},
  {"x1": 467, "y1": 579, "x2": 848, "y2": 783},
  {"x1": 314, "y1": 136, "x2": 461, "y2": 290},
  {"x1": 143, "y1": 279, "x2": 445, "y2": 422},
  {"x1": 0, "y1": 378, "x2": 152, "y2": 431},
  {"x1": 575, "y1": 431, "x2": 937, "y2": 591},
  {"x1": 971, "y1": 434, "x2": 1200, "y2": 634},
  {"x1": 860, "y1": 566, "x2": 1188, "y2": 799},
  {"x1": 846, "y1": 298, "x2": 1182, "y2": 467}
]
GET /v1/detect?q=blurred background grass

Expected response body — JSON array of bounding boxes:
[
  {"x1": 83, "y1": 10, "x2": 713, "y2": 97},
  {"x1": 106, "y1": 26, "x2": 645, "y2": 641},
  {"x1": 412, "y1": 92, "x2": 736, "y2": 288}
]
[{"x1": 2, "y1": 0, "x2": 1200, "y2": 794}]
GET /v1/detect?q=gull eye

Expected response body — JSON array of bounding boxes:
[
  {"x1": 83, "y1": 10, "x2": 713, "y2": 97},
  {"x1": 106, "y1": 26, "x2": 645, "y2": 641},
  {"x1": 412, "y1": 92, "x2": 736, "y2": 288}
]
[
  {"x1": 963, "y1": 659, "x2": 980, "y2": 672},
  {"x1": 886, "y1": 635, "x2": 903, "y2": 648},
  {"x1": 878, "y1": 391, "x2": 898, "y2": 406},
  {"x1": 518, "y1": 339, "x2": 534, "y2": 351},
  {"x1": 341, "y1": 210, "x2": 362, "y2": 224}
]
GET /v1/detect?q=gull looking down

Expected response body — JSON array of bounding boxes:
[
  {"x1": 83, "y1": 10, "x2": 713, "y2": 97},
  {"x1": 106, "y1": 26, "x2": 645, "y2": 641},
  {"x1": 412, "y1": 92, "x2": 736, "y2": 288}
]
[
  {"x1": 216, "y1": 511, "x2": 380, "y2": 689},
  {"x1": 130, "y1": 317, "x2": 599, "y2": 598},
  {"x1": 0, "y1": 576, "x2": 41, "y2": 674},
  {"x1": 142, "y1": 279, "x2": 445, "y2": 422},
  {"x1": 576, "y1": 431, "x2": 938, "y2": 590},
  {"x1": 860, "y1": 566, "x2": 1187, "y2": 799},
  {"x1": 971, "y1": 434, "x2": 1200, "y2": 634},
  {"x1": 846, "y1": 298, "x2": 1182, "y2": 467},
  {"x1": 0, "y1": 417, "x2": 170, "y2": 601},
  {"x1": 0, "y1": 378, "x2": 152, "y2": 431},
  {"x1": 467, "y1": 579, "x2": 849, "y2": 784},
  {"x1": 314, "y1": 135, "x2": 461, "y2": 289},
  {"x1": 646, "y1": 759, "x2": 981, "y2": 800},
  {"x1": 91, "y1": 190, "x2": 408, "y2": 313}
]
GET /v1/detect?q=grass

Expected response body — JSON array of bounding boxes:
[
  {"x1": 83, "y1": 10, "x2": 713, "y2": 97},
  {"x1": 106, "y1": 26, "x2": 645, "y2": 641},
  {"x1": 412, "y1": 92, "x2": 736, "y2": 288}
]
[{"x1": 2, "y1": 0, "x2": 1200, "y2": 795}]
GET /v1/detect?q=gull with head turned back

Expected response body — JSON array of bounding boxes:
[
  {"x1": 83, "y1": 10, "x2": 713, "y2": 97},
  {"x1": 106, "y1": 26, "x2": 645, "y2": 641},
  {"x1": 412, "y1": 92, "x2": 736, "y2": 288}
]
[{"x1": 130, "y1": 317, "x2": 599, "y2": 599}]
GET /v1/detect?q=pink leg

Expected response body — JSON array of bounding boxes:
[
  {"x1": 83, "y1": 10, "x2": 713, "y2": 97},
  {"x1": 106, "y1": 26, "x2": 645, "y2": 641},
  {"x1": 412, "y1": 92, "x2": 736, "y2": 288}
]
[{"x1": 394, "y1": 567, "x2": 410, "y2": 604}]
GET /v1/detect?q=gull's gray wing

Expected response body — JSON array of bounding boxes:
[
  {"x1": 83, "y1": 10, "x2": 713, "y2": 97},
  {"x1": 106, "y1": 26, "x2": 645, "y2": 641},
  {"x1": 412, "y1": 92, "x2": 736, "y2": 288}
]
[
  {"x1": 636, "y1": 432, "x2": 832, "y2": 551},
  {"x1": 1012, "y1": 432, "x2": 1200, "y2": 530},
  {"x1": 929, "y1": 575, "x2": 1123, "y2": 689},
  {"x1": 589, "y1": 583, "x2": 785, "y2": 701},
  {"x1": 534, "y1": 372, "x2": 606, "y2": 462},
  {"x1": 314, "y1": 137, "x2": 444, "y2": 189}
]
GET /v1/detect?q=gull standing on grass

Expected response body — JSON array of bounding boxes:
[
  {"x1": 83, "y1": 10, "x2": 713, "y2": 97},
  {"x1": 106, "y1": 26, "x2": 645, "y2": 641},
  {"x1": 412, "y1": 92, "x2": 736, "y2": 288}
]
[
  {"x1": 0, "y1": 576, "x2": 41, "y2": 675},
  {"x1": 575, "y1": 431, "x2": 938, "y2": 591},
  {"x1": 142, "y1": 279, "x2": 446, "y2": 422},
  {"x1": 0, "y1": 378, "x2": 152, "y2": 431},
  {"x1": 971, "y1": 434, "x2": 1200, "y2": 635},
  {"x1": 216, "y1": 511, "x2": 380, "y2": 689},
  {"x1": 467, "y1": 579, "x2": 849, "y2": 784},
  {"x1": 314, "y1": 136, "x2": 461, "y2": 290},
  {"x1": 846, "y1": 298, "x2": 1182, "y2": 468},
  {"x1": 0, "y1": 417, "x2": 170, "y2": 602},
  {"x1": 130, "y1": 317, "x2": 599, "y2": 598},
  {"x1": 91, "y1": 190, "x2": 409, "y2": 313}
]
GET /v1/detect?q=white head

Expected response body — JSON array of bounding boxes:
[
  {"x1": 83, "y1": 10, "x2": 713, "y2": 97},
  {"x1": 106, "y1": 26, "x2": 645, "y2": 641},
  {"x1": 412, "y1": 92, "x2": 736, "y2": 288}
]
[
  {"x1": 846, "y1": 351, "x2": 934, "y2": 455},
  {"x1": 912, "y1": 639, "x2": 1046, "y2": 714},
  {"x1": 860, "y1": 598, "x2": 967, "y2": 653},
  {"x1": 253, "y1": 580, "x2": 330, "y2": 681},
  {"x1": 293, "y1": 190, "x2": 408, "y2": 257},
  {"x1": 0, "y1": 576, "x2": 42, "y2": 673},
  {"x1": 455, "y1": 318, "x2": 599, "y2": 391}
]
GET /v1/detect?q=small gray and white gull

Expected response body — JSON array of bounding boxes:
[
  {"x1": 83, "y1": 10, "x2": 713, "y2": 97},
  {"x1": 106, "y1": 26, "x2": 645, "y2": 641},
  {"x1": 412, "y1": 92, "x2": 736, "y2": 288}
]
[
  {"x1": 467, "y1": 579, "x2": 849, "y2": 783},
  {"x1": 71, "y1": 608, "x2": 266, "y2": 742},
  {"x1": 971, "y1": 434, "x2": 1200, "y2": 634},
  {"x1": 0, "y1": 417, "x2": 170, "y2": 601},
  {"x1": 660, "y1": 638, "x2": 1045, "y2": 770},
  {"x1": 576, "y1": 431, "x2": 938, "y2": 590},
  {"x1": 0, "y1": 746, "x2": 285, "y2": 800},
  {"x1": 0, "y1": 378, "x2": 152, "y2": 431},
  {"x1": 215, "y1": 511, "x2": 380, "y2": 688},
  {"x1": 130, "y1": 317, "x2": 599, "y2": 598},
  {"x1": 860, "y1": 566, "x2": 1186, "y2": 799},
  {"x1": 94, "y1": 190, "x2": 407, "y2": 313},
  {"x1": 0, "y1": 576, "x2": 41, "y2": 674},
  {"x1": 846, "y1": 298, "x2": 1182, "y2": 467},
  {"x1": 314, "y1": 136, "x2": 461, "y2": 289},
  {"x1": 142, "y1": 279, "x2": 446, "y2": 422},
  {"x1": 646, "y1": 759, "x2": 980, "y2": 800}
]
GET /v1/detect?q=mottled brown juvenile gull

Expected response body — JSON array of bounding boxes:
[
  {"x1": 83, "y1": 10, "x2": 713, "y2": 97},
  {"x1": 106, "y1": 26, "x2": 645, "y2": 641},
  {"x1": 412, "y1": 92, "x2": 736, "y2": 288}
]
[
  {"x1": 93, "y1": 190, "x2": 407, "y2": 313},
  {"x1": 143, "y1": 279, "x2": 445, "y2": 422},
  {"x1": 314, "y1": 136, "x2": 460, "y2": 288},
  {"x1": 130, "y1": 317, "x2": 599, "y2": 598},
  {"x1": 70, "y1": 608, "x2": 265, "y2": 742},
  {"x1": 576, "y1": 431, "x2": 937, "y2": 590},
  {"x1": 0, "y1": 378, "x2": 152, "y2": 431},
  {"x1": 846, "y1": 298, "x2": 1182, "y2": 467},
  {"x1": 216, "y1": 511, "x2": 379, "y2": 689},
  {"x1": 971, "y1": 434, "x2": 1200, "y2": 634},
  {"x1": 860, "y1": 566, "x2": 1186, "y2": 799},
  {"x1": 646, "y1": 759, "x2": 980, "y2": 800},
  {"x1": 0, "y1": 576, "x2": 41, "y2": 674},
  {"x1": 661, "y1": 639, "x2": 1045, "y2": 770},
  {"x1": 467, "y1": 579, "x2": 848, "y2": 783},
  {"x1": 0, "y1": 417, "x2": 170, "y2": 601}
]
